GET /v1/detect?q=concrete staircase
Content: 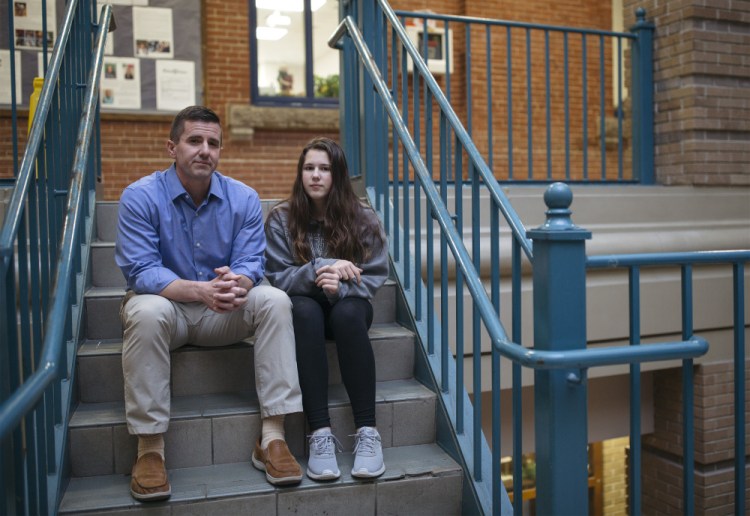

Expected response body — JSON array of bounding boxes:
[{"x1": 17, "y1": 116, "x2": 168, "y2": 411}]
[{"x1": 59, "y1": 201, "x2": 464, "y2": 515}]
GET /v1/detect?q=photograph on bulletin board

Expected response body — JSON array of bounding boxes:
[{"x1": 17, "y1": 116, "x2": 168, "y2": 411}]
[{"x1": 0, "y1": 0, "x2": 203, "y2": 114}]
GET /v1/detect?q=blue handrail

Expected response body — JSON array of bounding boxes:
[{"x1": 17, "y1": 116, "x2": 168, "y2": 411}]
[
  {"x1": 587, "y1": 249, "x2": 750, "y2": 267},
  {"x1": 394, "y1": 9, "x2": 634, "y2": 38},
  {"x1": 331, "y1": 1, "x2": 746, "y2": 514},
  {"x1": 330, "y1": 10, "x2": 710, "y2": 514},
  {"x1": 0, "y1": 3, "x2": 112, "y2": 440},
  {"x1": 0, "y1": 3, "x2": 113, "y2": 514},
  {"x1": 498, "y1": 336, "x2": 707, "y2": 370},
  {"x1": 333, "y1": 6, "x2": 534, "y2": 260},
  {"x1": 331, "y1": 15, "x2": 523, "y2": 367}
]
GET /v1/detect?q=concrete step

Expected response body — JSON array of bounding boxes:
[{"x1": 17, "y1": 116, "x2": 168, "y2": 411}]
[
  {"x1": 76, "y1": 322, "x2": 416, "y2": 403},
  {"x1": 68, "y1": 379, "x2": 437, "y2": 478},
  {"x1": 71, "y1": 201, "x2": 463, "y2": 514},
  {"x1": 83, "y1": 281, "x2": 398, "y2": 340},
  {"x1": 59, "y1": 443, "x2": 462, "y2": 515}
]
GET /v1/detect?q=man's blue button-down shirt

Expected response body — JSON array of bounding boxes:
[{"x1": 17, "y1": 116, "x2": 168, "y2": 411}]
[{"x1": 115, "y1": 164, "x2": 266, "y2": 294}]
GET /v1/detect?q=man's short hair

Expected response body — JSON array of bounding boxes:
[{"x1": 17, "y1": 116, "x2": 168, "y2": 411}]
[{"x1": 170, "y1": 105, "x2": 221, "y2": 143}]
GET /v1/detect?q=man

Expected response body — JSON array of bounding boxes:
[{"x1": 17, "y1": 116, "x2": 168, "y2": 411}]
[{"x1": 115, "y1": 105, "x2": 303, "y2": 502}]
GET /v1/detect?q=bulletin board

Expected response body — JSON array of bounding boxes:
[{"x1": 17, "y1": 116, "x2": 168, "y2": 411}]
[{"x1": 0, "y1": 0, "x2": 204, "y2": 114}]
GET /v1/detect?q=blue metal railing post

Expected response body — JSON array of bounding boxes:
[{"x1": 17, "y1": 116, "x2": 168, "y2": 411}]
[
  {"x1": 360, "y1": 0, "x2": 378, "y2": 188},
  {"x1": 340, "y1": 0, "x2": 363, "y2": 185},
  {"x1": 527, "y1": 182, "x2": 591, "y2": 515},
  {"x1": 630, "y1": 8, "x2": 655, "y2": 184}
]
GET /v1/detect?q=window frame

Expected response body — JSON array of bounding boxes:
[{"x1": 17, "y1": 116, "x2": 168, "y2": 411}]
[{"x1": 248, "y1": 0, "x2": 339, "y2": 108}]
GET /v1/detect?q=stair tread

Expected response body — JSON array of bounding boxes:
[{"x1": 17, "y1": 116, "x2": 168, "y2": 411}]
[
  {"x1": 85, "y1": 285, "x2": 127, "y2": 297},
  {"x1": 78, "y1": 322, "x2": 414, "y2": 356},
  {"x1": 70, "y1": 378, "x2": 434, "y2": 428},
  {"x1": 59, "y1": 443, "x2": 462, "y2": 514}
]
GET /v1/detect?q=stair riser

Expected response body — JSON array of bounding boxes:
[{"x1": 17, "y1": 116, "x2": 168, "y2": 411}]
[
  {"x1": 90, "y1": 246, "x2": 124, "y2": 288},
  {"x1": 271, "y1": 476, "x2": 461, "y2": 516},
  {"x1": 70, "y1": 412, "x2": 304, "y2": 478},
  {"x1": 69, "y1": 395, "x2": 436, "y2": 478},
  {"x1": 95, "y1": 202, "x2": 118, "y2": 242},
  {"x1": 84, "y1": 283, "x2": 397, "y2": 340},
  {"x1": 77, "y1": 332, "x2": 414, "y2": 404},
  {"x1": 83, "y1": 296, "x2": 122, "y2": 340}
]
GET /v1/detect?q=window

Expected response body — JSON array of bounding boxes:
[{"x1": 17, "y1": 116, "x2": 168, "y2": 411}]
[{"x1": 250, "y1": 0, "x2": 340, "y2": 107}]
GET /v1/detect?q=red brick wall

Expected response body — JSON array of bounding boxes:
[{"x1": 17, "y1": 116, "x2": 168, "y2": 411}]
[
  {"x1": 97, "y1": 0, "x2": 336, "y2": 202},
  {"x1": 0, "y1": 113, "x2": 29, "y2": 178},
  {"x1": 203, "y1": 0, "x2": 251, "y2": 111},
  {"x1": 642, "y1": 360, "x2": 750, "y2": 514},
  {"x1": 4, "y1": 0, "x2": 616, "y2": 196},
  {"x1": 3, "y1": 0, "x2": 748, "y2": 194},
  {"x1": 97, "y1": 116, "x2": 335, "y2": 201},
  {"x1": 393, "y1": 0, "x2": 622, "y2": 182}
]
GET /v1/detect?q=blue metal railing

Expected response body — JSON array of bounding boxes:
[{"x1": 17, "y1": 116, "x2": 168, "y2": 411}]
[
  {"x1": 386, "y1": 7, "x2": 654, "y2": 184},
  {"x1": 0, "y1": 2, "x2": 112, "y2": 514},
  {"x1": 587, "y1": 251, "x2": 747, "y2": 515},
  {"x1": 332, "y1": 1, "x2": 746, "y2": 514}
]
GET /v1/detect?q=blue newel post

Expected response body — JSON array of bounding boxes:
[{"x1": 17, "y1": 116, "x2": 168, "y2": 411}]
[
  {"x1": 630, "y1": 8, "x2": 655, "y2": 185},
  {"x1": 527, "y1": 183, "x2": 592, "y2": 514}
]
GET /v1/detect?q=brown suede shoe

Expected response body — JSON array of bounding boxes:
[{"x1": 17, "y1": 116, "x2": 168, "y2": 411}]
[
  {"x1": 130, "y1": 452, "x2": 171, "y2": 502},
  {"x1": 252, "y1": 439, "x2": 303, "y2": 486}
]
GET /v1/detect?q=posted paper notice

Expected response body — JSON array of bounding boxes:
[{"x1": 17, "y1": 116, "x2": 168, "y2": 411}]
[{"x1": 156, "y1": 60, "x2": 195, "y2": 112}]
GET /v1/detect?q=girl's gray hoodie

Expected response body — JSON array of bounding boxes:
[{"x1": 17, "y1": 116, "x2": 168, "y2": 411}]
[{"x1": 264, "y1": 202, "x2": 388, "y2": 304}]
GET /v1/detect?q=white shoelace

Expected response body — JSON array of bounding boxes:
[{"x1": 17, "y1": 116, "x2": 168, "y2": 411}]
[
  {"x1": 309, "y1": 433, "x2": 342, "y2": 457},
  {"x1": 352, "y1": 428, "x2": 380, "y2": 456}
]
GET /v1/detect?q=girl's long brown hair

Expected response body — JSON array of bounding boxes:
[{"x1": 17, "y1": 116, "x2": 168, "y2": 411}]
[{"x1": 283, "y1": 137, "x2": 383, "y2": 264}]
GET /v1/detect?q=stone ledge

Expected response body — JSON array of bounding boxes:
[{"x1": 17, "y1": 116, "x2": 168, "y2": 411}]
[{"x1": 227, "y1": 103, "x2": 339, "y2": 140}]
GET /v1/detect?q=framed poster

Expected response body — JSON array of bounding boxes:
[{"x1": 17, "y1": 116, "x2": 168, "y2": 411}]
[{"x1": 405, "y1": 25, "x2": 454, "y2": 75}]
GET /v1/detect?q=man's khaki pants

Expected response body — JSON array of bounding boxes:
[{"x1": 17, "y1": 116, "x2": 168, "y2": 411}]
[{"x1": 120, "y1": 284, "x2": 303, "y2": 435}]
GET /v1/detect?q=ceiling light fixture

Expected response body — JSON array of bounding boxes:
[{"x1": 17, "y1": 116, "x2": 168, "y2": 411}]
[
  {"x1": 256, "y1": 26, "x2": 289, "y2": 41},
  {"x1": 266, "y1": 10, "x2": 291, "y2": 27}
]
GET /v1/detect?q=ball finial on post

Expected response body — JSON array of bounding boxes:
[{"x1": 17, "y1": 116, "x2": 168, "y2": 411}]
[{"x1": 541, "y1": 182, "x2": 576, "y2": 231}]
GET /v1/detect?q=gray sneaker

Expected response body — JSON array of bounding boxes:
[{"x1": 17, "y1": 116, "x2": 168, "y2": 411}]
[
  {"x1": 351, "y1": 426, "x2": 385, "y2": 478},
  {"x1": 306, "y1": 428, "x2": 341, "y2": 480}
]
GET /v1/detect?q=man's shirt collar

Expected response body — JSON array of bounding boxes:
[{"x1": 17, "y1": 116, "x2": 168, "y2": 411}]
[{"x1": 165, "y1": 164, "x2": 225, "y2": 205}]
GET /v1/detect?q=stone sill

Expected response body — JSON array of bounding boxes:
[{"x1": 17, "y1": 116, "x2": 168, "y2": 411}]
[{"x1": 227, "y1": 103, "x2": 339, "y2": 140}]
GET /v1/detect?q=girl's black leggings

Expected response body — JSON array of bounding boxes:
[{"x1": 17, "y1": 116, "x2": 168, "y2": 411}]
[{"x1": 290, "y1": 294, "x2": 375, "y2": 431}]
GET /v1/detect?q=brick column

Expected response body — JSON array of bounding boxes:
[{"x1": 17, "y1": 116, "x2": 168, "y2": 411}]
[
  {"x1": 622, "y1": 0, "x2": 750, "y2": 186},
  {"x1": 641, "y1": 360, "x2": 750, "y2": 514}
]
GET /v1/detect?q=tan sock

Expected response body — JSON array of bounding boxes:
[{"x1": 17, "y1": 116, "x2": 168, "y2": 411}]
[
  {"x1": 137, "y1": 434, "x2": 165, "y2": 460},
  {"x1": 260, "y1": 415, "x2": 285, "y2": 449}
]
